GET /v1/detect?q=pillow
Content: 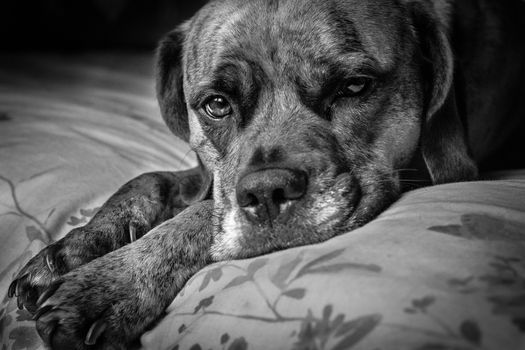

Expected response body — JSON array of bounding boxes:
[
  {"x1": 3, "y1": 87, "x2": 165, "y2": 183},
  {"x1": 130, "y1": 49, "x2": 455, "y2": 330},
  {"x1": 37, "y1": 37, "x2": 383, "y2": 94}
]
[{"x1": 142, "y1": 174, "x2": 525, "y2": 350}]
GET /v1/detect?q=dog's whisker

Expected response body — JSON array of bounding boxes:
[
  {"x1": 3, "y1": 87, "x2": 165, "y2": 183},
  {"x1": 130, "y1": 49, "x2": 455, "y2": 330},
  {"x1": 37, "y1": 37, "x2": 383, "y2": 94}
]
[
  {"x1": 398, "y1": 179, "x2": 431, "y2": 183},
  {"x1": 392, "y1": 168, "x2": 420, "y2": 172}
]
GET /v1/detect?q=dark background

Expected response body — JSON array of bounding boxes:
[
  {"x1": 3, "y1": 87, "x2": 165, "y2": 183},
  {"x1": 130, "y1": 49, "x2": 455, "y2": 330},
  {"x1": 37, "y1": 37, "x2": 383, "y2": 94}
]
[{"x1": 0, "y1": 0, "x2": 208, "y2": 51}]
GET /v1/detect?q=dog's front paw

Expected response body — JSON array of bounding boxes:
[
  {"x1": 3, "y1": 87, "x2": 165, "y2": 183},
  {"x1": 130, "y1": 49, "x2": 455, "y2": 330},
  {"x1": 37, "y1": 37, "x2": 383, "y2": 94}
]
[
  {"x1": 8, "y1": 241, "x2": 71, "y2": 313},
  {"x1": 32, "y1": 253, "x2": 156, "y2": 350},
  {"x1": 8, "y1": 224, "x2": 113, "y2": 314}
]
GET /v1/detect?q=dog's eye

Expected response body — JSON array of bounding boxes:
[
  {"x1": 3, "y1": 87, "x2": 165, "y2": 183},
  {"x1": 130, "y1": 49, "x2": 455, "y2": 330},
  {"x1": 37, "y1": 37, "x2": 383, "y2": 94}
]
[
  {"x1": 339, "y1": 77, "x2": 371, "y2": 97},
  {"x1": 204, "y1": 96, "x2": 232, "y2": 119}
]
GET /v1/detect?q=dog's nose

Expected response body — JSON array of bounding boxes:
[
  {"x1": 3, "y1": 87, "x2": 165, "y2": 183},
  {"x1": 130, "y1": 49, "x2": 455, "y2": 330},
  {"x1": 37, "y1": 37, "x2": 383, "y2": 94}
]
[{"x1": 236, "y1": 168, "x2": 307, "y2": 224}]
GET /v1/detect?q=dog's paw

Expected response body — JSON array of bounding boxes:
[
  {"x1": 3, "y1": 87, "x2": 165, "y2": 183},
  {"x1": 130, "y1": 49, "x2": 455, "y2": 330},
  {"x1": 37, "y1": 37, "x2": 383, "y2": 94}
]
[
  {"x1": 32, "y1": 253, "x2": 156, "y2": 350},
  {"x1": 8, "y1": 241, "x2": 69, "y2": 313},
  {"x1": 8, "y1": 222, "x2": 124, "y2": 314}
]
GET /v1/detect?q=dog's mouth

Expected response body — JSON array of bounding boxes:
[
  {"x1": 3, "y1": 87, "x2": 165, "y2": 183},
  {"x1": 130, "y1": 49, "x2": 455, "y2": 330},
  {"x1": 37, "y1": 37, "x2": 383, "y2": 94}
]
[{"x1": 210, "y1": 171, "x2": 374, "y2": 260}]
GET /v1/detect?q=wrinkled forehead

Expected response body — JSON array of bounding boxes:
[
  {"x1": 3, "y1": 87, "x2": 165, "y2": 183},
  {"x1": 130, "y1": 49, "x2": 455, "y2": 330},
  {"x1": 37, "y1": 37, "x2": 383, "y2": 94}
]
[{"x1": 183, "y1": 0, "x2": 409, "y2": 85}]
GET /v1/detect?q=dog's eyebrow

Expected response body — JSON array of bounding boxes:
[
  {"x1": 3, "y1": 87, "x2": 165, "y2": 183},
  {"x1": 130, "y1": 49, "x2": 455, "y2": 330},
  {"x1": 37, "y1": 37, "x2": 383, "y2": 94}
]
[
  {"x1": 188, "y1": 59, "x2": 262, "y2": 117},
  {"x1": 294, "y1": 53, "x2": 387, "y2": 114},
  {"x1": 188, "y1": 65, "x2": 243, "y2": 106},
  {"x1": 300, "y1": 53, "x2": 386, "y2": 90},
  {"x1": 331, "y1": 52, "x2": 386, "y2": 74}
]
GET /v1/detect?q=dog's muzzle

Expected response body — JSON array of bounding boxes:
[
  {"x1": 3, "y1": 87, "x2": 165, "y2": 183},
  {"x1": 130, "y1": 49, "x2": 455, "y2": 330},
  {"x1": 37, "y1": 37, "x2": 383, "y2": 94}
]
[{"x1": 236, "y1": 168, "x2": 307, "y2": 225}]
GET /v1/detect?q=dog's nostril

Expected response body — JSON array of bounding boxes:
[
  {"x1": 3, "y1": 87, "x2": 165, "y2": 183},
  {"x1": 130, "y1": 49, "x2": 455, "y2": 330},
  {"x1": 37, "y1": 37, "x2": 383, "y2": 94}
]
[
  {"x1": 236, "y1": 168, "x2": 307, "y2": 223},
  {"x1": 246, "y1": 193, "x2": 259, "y2": 207},
  {"x1": 272, "y1": 188, "x2": 286, "y2": 204},
  {"x1": 237, "y1": 191, "x2": 259, "y2": 208},
  {"x1": 284, "y1": 172, "x2": 307, "y2": 200}
]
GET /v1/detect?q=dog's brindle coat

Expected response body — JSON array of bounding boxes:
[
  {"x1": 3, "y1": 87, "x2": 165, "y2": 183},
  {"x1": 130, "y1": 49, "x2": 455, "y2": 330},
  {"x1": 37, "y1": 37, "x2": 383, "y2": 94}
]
[{"x1": 9, "y1": 0, "x2": 525, "y2": 349}]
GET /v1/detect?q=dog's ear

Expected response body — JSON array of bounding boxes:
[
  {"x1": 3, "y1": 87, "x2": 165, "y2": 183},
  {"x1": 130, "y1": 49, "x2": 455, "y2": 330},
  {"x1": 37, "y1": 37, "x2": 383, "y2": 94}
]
[
  {"x1": 179, "y1": 156, "x2": 213, "y2": 204},
  {"x1": 157, "y1": 24, "x2": 213, "y2": 203},
  {"x1": 409, "y1": 2, "x2": 478, "y2": 184},
  {"x1": 156, "y1": 23, "x2": 190, "y2": 142}
]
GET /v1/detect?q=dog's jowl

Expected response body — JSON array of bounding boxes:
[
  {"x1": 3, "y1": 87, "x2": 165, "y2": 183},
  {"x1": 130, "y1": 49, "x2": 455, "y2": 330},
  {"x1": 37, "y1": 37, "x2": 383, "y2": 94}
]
[{"x1": 9, "y1": 0, "x2": 525, "y2": 349}]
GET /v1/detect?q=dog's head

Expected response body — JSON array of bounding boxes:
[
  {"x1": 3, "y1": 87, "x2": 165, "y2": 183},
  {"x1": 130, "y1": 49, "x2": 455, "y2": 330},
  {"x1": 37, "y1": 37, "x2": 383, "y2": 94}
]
[{"x1": 156, "y1": 0, "x2": 477, "y2": 259}]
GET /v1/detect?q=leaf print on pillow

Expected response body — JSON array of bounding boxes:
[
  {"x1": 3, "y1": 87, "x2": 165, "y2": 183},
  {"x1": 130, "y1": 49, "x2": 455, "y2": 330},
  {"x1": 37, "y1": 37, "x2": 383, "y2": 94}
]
[
  {"x1": 302, "y1": 262, "x2": 381, "y2": 275},
  {"x1": 220, "y1": 333, "x2": 230, "y2": 344},
  {"x1": 428, "y1": 225, "x2": 463, "y2": 237},
  {"x1": 223, "y1": 275, "x2": 252, "y2": 290},
  {"x1": 227, "y1": 337, "x2": 248, "y2": 350},
  {"x1": 282, "y1": 288, "x2": 306, "y2": 300},
  {"x1": 428, "y1": 213, "x2": 525, "y2": 241},
  {"x1": 331, "y1": 314, "x2": 382, "y2": 350},
  {"x1": 459, "y1": 320, "x2": 482, "y2": 346},
  {"x1": 25, "y1": 226, "x2": 42, "y2": 242},
  {"x1": 198, "y1": 267, "x2": 223, "y2": 292},
  {"x1": 293, "y1": 249, "x2": 381, "y2": 280},
  {"x1": 246, "y1": 258, "x2": 269, "y2": 276},
  {"x1": 295, "y1": 249, "x2": 347, "y2": 279},
  {"x1": 293, "y1": 306, "x2": 382, "y2": 350},
  {"x1": 222, "y1": 258, "x2": 269, "y2": 290},
  {"x1": 193, "y1": 296, "x2": 214, "y2": 314},
  {"x1": 271, "y1": 254, "x2": 303, "y2": 290}
]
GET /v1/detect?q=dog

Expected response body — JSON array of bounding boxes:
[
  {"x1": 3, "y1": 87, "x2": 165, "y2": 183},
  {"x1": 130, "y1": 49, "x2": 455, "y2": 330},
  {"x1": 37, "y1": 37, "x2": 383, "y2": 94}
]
[{"x1": 9, "y1": 0, "x2": 525, "y2": 349}]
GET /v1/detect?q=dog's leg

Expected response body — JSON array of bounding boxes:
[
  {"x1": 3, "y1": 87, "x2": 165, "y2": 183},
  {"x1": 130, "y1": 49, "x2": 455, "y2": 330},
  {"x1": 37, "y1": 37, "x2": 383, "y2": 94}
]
[
  {"x1": 33, "y1": 200, "x2": 214, "y2": 350},
  {"x1": 9, "y1": 168, "x2": 204, "y2": 313}
]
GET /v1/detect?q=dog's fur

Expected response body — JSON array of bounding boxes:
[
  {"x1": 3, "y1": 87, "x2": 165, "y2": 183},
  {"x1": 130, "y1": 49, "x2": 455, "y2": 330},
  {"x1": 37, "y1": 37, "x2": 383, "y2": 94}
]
[{"x1": 9, "y1": 0, "x2": 525, "y2": 349}]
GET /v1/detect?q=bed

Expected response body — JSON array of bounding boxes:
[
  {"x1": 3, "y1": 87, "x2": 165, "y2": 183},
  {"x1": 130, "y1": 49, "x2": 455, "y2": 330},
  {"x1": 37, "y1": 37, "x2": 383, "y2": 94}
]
[{"x1": 0, "y1": 53, "x2": 524, "y2": 350}]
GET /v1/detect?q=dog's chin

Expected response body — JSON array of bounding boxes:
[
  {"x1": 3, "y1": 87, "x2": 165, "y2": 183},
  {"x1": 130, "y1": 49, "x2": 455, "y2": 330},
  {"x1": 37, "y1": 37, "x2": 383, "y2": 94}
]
[{"x1": 210, "y1": 173, "x2": 398, "y2": 261}]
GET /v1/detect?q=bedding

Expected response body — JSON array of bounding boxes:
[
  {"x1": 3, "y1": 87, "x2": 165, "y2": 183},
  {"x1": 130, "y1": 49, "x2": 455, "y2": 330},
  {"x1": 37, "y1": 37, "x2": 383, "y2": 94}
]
[
  {"x1": 0, "y1": 53, "x2": 195, "y2": 349},
  {"x1": 0, "y1": 54, "x2": 524, "y2": 350}
]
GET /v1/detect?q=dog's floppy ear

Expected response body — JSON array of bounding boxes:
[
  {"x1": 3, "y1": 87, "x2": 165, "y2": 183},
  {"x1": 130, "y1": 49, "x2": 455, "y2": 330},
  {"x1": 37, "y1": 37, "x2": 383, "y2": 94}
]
[
  {"x1": 409, "y1": 2, "x2": 478, "y2": 184},
  {"x1": 156, "y1": 23, "x2": 190, "y2": 142},
  {"x1": 157, "y1": 23, "x2": 213, "y2": 202}
]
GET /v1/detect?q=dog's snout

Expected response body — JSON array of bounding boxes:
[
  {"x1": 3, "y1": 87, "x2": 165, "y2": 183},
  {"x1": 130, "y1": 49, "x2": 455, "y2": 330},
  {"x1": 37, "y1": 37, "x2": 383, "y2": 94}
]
[{"x1": 236, "y1": 169, "x2": 307, "y2": 224}]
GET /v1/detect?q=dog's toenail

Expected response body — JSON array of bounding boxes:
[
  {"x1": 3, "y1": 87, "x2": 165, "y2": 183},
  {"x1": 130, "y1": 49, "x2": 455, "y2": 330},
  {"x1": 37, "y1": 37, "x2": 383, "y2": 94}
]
[
  {"x1": 46, "y1": 254, "x2": 55, "y2": 273},
  {"x1": 129, "y1": 223, "x2": 137, "y2": 243},
  {"x1": 15, "y1": 274, "x2": 29, "y2": 297},
  {"x1": 8, "y1": 280, "x2": 17, "y2": 298},
  {"x1": 33, "y1": 304, "x2": 55, "y2": 320},
  {"x1": 37, "y1": 280, "x2": 64, "y2": 307},
  {"x1": 85, "y1": 320, "x2": 107, "y2": 345}
]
